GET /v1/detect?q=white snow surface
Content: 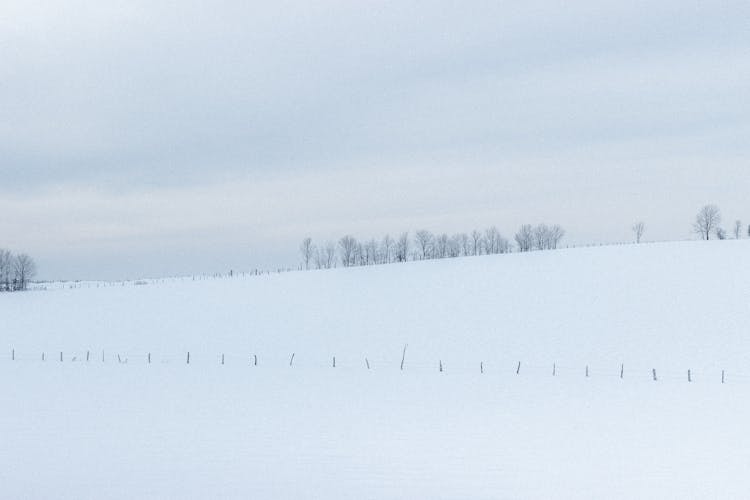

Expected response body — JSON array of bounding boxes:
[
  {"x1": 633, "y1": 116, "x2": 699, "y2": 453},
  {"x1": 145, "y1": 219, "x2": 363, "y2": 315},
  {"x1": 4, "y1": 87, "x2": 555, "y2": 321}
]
[{"x1": 2, "y1": 240, "x2": 750, "y2": 499}]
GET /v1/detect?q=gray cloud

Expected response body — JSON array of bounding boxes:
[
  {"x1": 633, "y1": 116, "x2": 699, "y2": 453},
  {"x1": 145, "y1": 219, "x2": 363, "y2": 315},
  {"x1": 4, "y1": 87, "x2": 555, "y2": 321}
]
[{"x1": 1, "y1": 0, "x2": 749, "y2": 278}]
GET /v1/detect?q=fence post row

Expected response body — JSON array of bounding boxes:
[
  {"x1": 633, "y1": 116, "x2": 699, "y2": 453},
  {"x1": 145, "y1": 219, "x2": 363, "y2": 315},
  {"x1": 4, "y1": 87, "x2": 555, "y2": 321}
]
[{"x1": 0, "y1": 351, "x2": 736, "y2": 385}]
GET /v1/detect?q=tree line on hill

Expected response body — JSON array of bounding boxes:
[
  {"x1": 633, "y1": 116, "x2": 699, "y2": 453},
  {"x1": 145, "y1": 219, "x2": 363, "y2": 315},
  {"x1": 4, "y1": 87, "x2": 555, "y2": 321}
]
[
  {"x1": 0, "y1": 249, "x2": 37, "y2": 292},
  {"x1": 299, "y1": 223, "x2": 565, "y2": 270},
  {"x1": 300, "y1": 204, "x2": 747, "y2": 270},
  {"x1": 3, "y1": 204, "x2": 745, "y2": 286},
  {"x1": 692, "y1": 204, "x2": 747, "y2": 241}
]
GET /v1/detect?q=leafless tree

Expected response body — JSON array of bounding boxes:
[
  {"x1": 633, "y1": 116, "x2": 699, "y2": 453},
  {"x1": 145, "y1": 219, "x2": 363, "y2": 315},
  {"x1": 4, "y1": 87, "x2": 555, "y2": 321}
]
[
  {"x1": 354, "y1": 241, "x2": 365, "y2": 266},
  {"x1": 364, "y1": 238, "x2": 379, "y2": 265},
  {"x1": 434, "y1": 233, "x2": 449, "y2": 258},
  {"x1": 314, "y1": 248, "x2": 325, "y2": 269},
  {"x1": 632, "y1": 221, "x2": 645, "y2": 243},
  {"x1": 338, "y1": 235, "x2": 358, "y2": 267},
  {"x1": 313, "y1": 241, "x2": 336, "y2": 269},
  {"x1": 395, "y1": 232, "x2": 410, "y2": 262},
  {"x1": 323, "y1": 241, "x2": 336, "y2": 268},
  {"x1": 0, "y1": 249, "x2": 12, "y2": 291},
  {"x1": 13, "y1": 254, "x2": 36, "y2": 291},
  {"x1": 380, "y1": 234, "x2": 394, "y2": 264},
  {"x1": 299, "y1": 237, "x2": 314, "y2": 270},
  {"x1": 470, "y1": 230, "x2": 483, "y2": 256},
  {"x1": 484, "y1": 227, "x2": 499, "y2": 254},
  {"x1": 693, "y1": 204, "x2": 721, "y2": 240},
  {"x1": 414, "y1": 230, "x2": 434, "y2": 260},
  {"x1": 448, "y1": 234, "x2": 468, "y2": 257},
  {"x1": 457, "y1": 233, "x2": 470, "y2": 256},
  {"x1": 716, "y1": 227, "x2": 727, "y2": 240},
  {"x1": 734, "y1": 220, "x2": 742, "y2": 239},
  {"x1": 515, "y1": 224, "x2": 534, "y2": 252},
  {"x1": 532, "y1": 224, "x2": 550, "y2": 250},
  {"x1": 547, "y1": 225, "x2": 564, "y2": 249},
  {"x1": 483, "y1": 226, "x2": 510, "y2": 254}
]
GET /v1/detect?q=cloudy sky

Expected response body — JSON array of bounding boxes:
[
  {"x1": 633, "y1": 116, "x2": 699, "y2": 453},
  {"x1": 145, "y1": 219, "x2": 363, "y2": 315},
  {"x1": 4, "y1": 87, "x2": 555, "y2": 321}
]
[{"x1": 2, "y1": 0, "x2": 749, "y2": 280}]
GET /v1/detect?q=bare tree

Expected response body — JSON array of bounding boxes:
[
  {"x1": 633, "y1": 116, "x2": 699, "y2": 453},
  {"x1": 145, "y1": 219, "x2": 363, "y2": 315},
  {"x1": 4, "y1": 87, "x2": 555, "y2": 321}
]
[
  {"x1": 632, "y1": 221, "x2": 645, "y2": 243},
  {"x1": 457, "y1": 233, "x2": 470, "y2": 256},
  {"x1": 314, "y1": 248, "x2": 325, "y2": 269},
  {"x1": 693, "y1": 204, "x2": 721, "y2": 240},
  {"x1": 338, "y1": 235, "x2": 358, "y2": 267},
  {"x1": 299, "y1": 237, "x2": 314, "y2": 270},
  {"x1": 482, "y1": 226, "x2": 510, "y2": 254},
  {"x1": 434, "y1": 233, "x2": 449, "y2": 258},
  {"x1": 548, "y1": 225, "x2": 565, "y2": 249},
  {"x1": 395, "y1": 232, "x2": 410, "y2": 262},
  {"x1": 0, "y1": 249, "x2": 12, "y2": 292},
  {"x1": 716, "y1": 227, "x2": 727, "y2": 240},
  {"x1": 13, "y1": 254, "x2": 36, "y2": 291},
  {"x1": 380, "y1": 234, "x2": 394, "y2": 264},
  {"x1": 483, "y1": 227, "x2": 499, "y2": 254},
  {"x1": 314, "y1": 241, "x2": 336, "y2": 269},
  {"x1": 515, "y1": 224, "x2": 534, "y2": 252},
  {"x1": 470, "y1": 230, "x2": 483, "y2": 256},
  {"x1": 734, "y1": 220, "x2": 742, "y2": 239},
  {"x1": 532, "y1": 224, "x2": 550, "y2": 250},
  {"x1": 354, "y1": 241, "x2": 365, "y2": 266},
  {"x1": 414, "y1": 230, "x2": 434, "y2": 260},
  {"x1": 323, "y1": 241, "x2": 336, "y2": 268},
  {"x1": 447, "y1": 235, "x2": 461, "y2": 258},
  {"x1": 364, "y1": 238, "x2": 379, "y2": 265}
]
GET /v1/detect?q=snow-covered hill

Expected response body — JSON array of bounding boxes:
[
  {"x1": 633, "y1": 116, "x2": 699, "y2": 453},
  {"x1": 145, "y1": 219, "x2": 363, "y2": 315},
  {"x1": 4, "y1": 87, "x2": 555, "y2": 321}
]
[
  {"x1": 5, "y1": 240, "x2": 750, "y2": 374},
  {"x1": 2, "y1": 240, "x2": 749, "y2": 498}
]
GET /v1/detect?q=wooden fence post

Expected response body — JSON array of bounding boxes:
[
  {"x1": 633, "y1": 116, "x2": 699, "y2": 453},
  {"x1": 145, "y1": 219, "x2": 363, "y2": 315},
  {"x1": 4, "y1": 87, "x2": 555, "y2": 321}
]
[
  {"x1": 688, "y1": 369, "x2": 691, "y2": 382},
  {"x1": 652, "y1": 368, "x2": 657, "y2": 381},
  {"x1": 722, "y1": 370, "x2": 725, "y2": 384},
  {"x1": 620, "y1": 363, "x2": 624, "y2": 379},
  {"x1": 516, "y1": 361, "x2": 521, "y2": 375},
  {"x1": 289, "y1": 352, "x2": 295, "y2": 366},
  {"x1": 365, "y1": 358, "x2": 370, "y2": 369},
  {"x1": 400, "y1": 344, "x2": 408, "y2": 371}
]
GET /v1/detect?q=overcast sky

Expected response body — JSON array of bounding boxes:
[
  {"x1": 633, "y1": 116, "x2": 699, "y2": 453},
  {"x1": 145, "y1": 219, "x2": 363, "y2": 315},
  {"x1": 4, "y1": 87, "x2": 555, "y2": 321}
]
[{"x1": 2, "y1": 0, "x2": 749, "y2": 280}]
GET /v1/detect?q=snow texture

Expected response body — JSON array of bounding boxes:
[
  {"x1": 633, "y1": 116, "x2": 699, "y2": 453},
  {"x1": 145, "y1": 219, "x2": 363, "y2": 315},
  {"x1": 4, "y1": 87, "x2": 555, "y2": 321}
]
[{"x1": 2, "y1": 240, "x2": 749, "y2": 499}]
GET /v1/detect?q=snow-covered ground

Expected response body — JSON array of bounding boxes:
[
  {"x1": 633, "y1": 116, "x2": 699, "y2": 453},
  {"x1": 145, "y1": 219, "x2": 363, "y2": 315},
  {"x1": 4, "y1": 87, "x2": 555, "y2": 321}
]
[{"x1": 2, "y1": 240, "x2": 749, "y2": 498}]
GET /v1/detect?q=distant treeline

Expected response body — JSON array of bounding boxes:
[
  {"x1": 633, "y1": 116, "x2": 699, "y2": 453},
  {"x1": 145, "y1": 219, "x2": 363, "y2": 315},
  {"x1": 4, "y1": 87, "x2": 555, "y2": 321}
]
[
  {"x1": 299, "y1": 204, "x2": 748, "y2": 271},
  {"x1": 299, "y1": 224, "x2": 565, "y2": 270},
  {"x1": 0, "y1": 249, "x2": 37, "y2": 291}
]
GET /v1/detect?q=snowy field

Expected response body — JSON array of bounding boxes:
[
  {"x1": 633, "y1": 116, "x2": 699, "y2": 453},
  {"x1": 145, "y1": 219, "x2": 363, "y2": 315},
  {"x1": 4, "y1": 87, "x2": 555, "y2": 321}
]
[{"x1": 2, "y1": 240, "x2": 750, "y2": 499}]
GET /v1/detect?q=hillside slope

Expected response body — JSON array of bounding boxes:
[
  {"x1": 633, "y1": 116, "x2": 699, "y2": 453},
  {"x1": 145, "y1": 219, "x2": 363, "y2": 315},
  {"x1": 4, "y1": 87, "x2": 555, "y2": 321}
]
[
  {"x1": 2, "y1": 240, "x2": 750, "y2": 499},
  {"x1": 4, "y1": 240, "x2": 750, "y2": 375}
]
